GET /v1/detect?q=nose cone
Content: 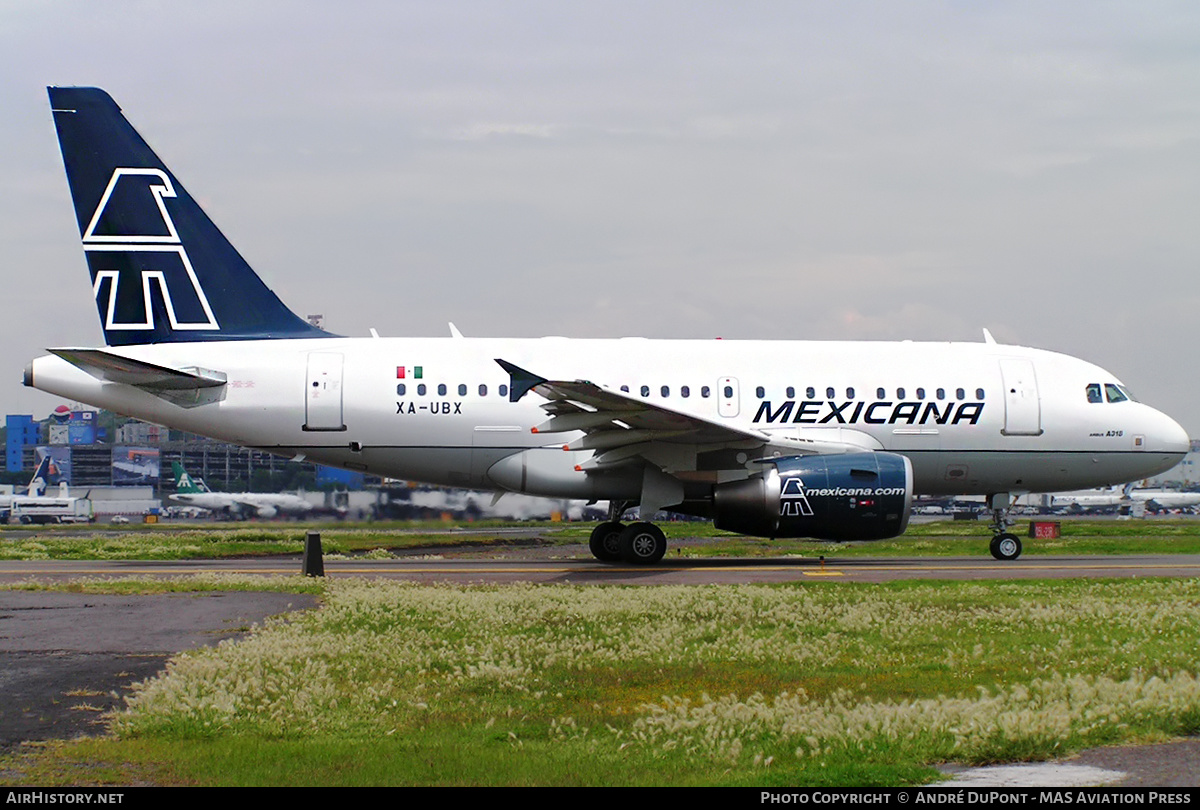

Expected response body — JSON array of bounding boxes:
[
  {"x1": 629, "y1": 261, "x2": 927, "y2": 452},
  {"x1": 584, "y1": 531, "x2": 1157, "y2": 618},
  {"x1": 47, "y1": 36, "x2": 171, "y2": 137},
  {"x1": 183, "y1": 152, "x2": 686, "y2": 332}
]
[
  {"x1": 1152, "y1": 408, "x2": 1191, "y2": 456},
  {"x1": 1137, "y1": 406, "x2": 1192, "y2": 481}
]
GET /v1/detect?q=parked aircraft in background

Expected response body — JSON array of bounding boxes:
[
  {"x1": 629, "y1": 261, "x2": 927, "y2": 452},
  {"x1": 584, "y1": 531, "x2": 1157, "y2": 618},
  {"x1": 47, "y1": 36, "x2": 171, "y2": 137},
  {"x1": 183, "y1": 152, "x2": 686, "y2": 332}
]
[
  {"x1": 0, "y1": 455, "x2": 59, "y2": 513},
  {"x1": 0, "y1": 454, "x2": 92, "y2": 524},
  {"x1": 1050, "y1": 487, "x2": 1130, "y2": 514},
  {"x1": 1050, "y1": 485, "x2": 1200, "y2": 514},
  {"x1": 24, "y1": 87, "x2": 1190, "y2": 562},
  {"x1": 168, "y1": 462, "x2": 312, "y2": 519},
  {"x1": 1129, "y1": 488, "x2": 1200, "y2": 513}
]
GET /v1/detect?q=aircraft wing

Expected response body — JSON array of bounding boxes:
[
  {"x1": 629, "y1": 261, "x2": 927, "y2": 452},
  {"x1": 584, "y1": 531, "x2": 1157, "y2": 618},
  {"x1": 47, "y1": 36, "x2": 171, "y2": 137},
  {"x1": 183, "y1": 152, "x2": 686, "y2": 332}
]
[
  {"x1": 497, "y1": 359, "x2": 876, "y2": 475},
  {"x1": 231, "y1": 497, "x2": 265, "y2": 511},
  {"x1": 48, "y1": 348, "x2": 227, "y2": 408}
]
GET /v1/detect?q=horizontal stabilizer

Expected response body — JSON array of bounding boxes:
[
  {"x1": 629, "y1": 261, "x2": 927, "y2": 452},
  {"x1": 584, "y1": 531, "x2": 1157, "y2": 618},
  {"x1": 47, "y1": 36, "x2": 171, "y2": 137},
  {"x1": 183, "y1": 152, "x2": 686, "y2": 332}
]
[{"x1": 48, "y1": 348, "x2": 226, "y2": 407}]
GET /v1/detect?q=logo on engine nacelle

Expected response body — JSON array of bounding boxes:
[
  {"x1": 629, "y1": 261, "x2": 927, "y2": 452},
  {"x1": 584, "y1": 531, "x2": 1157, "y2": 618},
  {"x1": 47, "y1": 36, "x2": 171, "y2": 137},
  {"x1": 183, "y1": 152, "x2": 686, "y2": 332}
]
[{"x1": 83, "y1": 168, "x2": 218, "y2": 332}]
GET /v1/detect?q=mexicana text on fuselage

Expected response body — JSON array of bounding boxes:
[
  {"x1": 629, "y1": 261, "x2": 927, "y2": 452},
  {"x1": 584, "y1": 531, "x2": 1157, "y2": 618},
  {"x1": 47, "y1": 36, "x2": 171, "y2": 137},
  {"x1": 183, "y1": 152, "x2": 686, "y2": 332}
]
[{"x1": 752, "y1": 399, "x2": 985, "y2": 426}]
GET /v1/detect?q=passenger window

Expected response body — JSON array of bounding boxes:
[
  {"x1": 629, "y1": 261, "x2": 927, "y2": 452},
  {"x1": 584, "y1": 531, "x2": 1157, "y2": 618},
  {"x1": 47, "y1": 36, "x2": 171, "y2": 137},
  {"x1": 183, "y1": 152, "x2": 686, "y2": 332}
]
[
  {"x1": 397, "y1": 383, "x2": 406, "y2": 396},
  {"x1": 701, "y1": 386, "x2": 711, "y2": 398},
  {"x1": 478, "y1": 384, "x2": 487, "y2": 396},
  {"x1": 896, "y1": 387, "x2": 906, "y2": 399},
  {"x1": 681, "y1": 385, "x2": 690, "y2": 398},
  {"x1": 499, "y1": 384, "x2": 508, "y2": 398},
  {"x1": 956, "y1": 388, "x2": 965, "y2": 400},
  {"x1": 756, "y1": 386, "x2": 765, "y2": 398},
  {"x1": 846, "y1": 387, "x2": 855, "y2": 398},
  {"x1": 786, "y1": 386, "x2": 795, "y2": 398},
  {"x1": 724, "y1": 386, "x2": 734, "y2": 399},
  {"x1": 876, "y1": 388, "x2": 885, "y2": 399},
  {"x1": 417, "y1": 384, "x2": 427, "y2": 396},
  {"x1": 438, "y1": 384, "x2": 447, "y2": 396},
  {"x1": 1086, "y1": 383, "x2": 1102, "y2": 403},
  {"x1": 1105, "y1": 383, "x2": 1128, "y2": 403},
  {"x1": 936, "y1": 388, "x2": 945, "y2": 400},
  {"x1": 826, "y1": 387, "x2": 835, "y2": 399},
  {"x1": 807, "y1": 387, "x2": 816, "y2": 399},
  {"x1": 976, "y1": 388, "x2": 985, "y2": 400},
  {"x1": 640, "y1": 385, "x2": 650, "y2": 397},
  {"x1": 916, "y1": 387, "x2": 925, "y2": 400},
  {"x1": 458, "y1": 384, "x2": 467, "y2": 396},
  {"x1": 661, "y1": 385, "x2": 670, "y2": 397},
  {"x1": 620, "y1": 385, "x2": 629, "y2": 393}
]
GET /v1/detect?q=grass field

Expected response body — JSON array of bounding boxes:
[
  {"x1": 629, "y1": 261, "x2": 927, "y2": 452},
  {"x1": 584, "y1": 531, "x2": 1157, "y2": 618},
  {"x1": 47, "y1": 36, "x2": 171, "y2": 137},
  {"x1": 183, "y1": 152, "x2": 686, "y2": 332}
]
[
  {"x1": 1, "y1": 519, "x2": 1198, "y2": 786},
  {"x1": 3, "y1": 516, "x2": 1200, "y2": 560}
]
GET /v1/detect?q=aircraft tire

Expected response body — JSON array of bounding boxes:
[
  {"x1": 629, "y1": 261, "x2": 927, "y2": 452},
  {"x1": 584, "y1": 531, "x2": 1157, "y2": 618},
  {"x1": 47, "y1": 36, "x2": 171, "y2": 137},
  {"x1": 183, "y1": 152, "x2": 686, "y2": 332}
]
[
  {"x1": 990, "y1": 533, "x2": 1022, "y2": 561},
  {"x1": 589, "y1": 521, "x2": 625, "y2": 562},
  {"x1": 618, "y1": 522, "x2": 667, "y2": 565}
]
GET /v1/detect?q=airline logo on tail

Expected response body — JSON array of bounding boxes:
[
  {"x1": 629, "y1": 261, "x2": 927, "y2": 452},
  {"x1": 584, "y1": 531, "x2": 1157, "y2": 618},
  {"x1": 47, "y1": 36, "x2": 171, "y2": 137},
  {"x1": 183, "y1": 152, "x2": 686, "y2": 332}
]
[
  {"x1": 84, "y1": 168, "x2": 219, "y2": 332},
  {"x1": 172, "y1": 461, "x2": 207, "y2": 494}
]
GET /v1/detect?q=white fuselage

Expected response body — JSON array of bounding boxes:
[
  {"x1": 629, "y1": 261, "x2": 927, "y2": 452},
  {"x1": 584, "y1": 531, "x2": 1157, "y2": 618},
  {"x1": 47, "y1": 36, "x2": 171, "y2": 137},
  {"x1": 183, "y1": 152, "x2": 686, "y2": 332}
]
[
  {"x1": 167, "y1": 491, "x2": 312, "y2": 516},
  {"x1": 1052, "y1": 486, "x2": 1200, "y2": 513},
  {"x1": 1131, "y1": 489, "x2": 1200, "y2": 510},
  {"x1": 27, "y1": 336, "x2": 1190, "y2": 502}
]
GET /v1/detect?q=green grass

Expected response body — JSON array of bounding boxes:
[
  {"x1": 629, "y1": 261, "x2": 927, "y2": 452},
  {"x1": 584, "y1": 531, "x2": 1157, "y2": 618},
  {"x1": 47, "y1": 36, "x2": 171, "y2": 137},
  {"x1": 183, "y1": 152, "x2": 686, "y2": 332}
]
[
  {"x1": 0, "y1": 521, "x2": 571, "y2": 560},
  {"x1": 4, "y1": 516, "x2": 1200, "y2": 560},
  {"x1": 666, "y1": 517, "x2": 1200, "y2": 558},
  {"x1": 2, "y1": 575, "x2": 1198, "y2": 786},
  {"x1": 3, "y1": 517, "x2": 1197, "y2": 785}
]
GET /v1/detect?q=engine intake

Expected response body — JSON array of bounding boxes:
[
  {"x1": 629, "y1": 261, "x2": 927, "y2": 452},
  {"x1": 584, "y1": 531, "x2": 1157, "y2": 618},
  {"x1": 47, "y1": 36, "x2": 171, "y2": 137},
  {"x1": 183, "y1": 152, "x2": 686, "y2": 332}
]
[{"x1": 712, "y1": 452, "x2": 912, "y2": 540}]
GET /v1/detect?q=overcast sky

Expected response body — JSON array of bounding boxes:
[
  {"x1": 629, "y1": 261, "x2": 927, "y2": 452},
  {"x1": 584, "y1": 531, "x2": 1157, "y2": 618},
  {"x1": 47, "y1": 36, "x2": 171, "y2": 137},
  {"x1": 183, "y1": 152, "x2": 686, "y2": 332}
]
[{"x1": 3, "y1": 2, "x2": 1199, "y2": 435}]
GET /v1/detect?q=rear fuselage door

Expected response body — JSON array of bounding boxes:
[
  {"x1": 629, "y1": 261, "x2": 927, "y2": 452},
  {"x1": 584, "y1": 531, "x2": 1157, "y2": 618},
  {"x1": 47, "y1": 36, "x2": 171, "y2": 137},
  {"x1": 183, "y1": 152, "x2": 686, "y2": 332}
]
[
  {"x1": 999, "y1": 358, "x2": 1042, "y2": 436},
  {"x1": 304, "y1": 352, "x2": 346, "y2": 431}
]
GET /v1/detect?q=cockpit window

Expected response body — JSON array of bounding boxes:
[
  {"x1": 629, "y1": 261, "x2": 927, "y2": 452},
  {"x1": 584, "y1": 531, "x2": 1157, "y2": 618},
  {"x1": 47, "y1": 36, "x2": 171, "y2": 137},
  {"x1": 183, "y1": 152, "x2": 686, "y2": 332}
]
[{"x1": 1088, "y1": 382, "x2": 1136, "y2": 403}]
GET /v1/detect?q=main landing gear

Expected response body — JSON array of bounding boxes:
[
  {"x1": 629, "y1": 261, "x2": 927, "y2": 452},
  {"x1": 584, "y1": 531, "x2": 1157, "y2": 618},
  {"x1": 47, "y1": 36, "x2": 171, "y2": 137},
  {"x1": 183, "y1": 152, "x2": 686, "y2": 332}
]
[
  {"x1": 588, "y1": 502, "x2": 667, "y2": 565},
  {"x1": 987, "y1": 493, "x2": 1022, "y2": 561}
]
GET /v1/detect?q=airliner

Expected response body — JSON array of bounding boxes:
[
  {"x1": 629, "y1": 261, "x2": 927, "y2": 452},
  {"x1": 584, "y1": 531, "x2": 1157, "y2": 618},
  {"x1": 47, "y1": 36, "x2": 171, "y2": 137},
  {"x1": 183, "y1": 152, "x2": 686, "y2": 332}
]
[
  {"x1": 1051, "y1": 485, "x2": 1200, "y2": 514},
  {"x1": 24, "y1": 87, "x2": 1190, "y2": 562},
  {"x1": 1050, "y1": 487, "x2": 1129, "y2": 514},
  {"x1": 1131, "y1": 489, "x2": 1200, "y2": 513},
  {"x1": 0, "y1": 455, "x2": 57, "y2": 511},
  {"x1": 168, "y1": 461, "x2": 312, "y2": 519},
  {"x1": 0, "y1": 454, "x2": 92, "y2": 524}
]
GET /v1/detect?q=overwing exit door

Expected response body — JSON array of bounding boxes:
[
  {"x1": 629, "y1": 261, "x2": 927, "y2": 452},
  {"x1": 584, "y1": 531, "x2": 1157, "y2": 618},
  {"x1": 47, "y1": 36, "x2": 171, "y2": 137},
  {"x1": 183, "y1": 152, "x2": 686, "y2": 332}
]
[{"x1": 718, "y1": 377, "x2": 740, "y2": 418}]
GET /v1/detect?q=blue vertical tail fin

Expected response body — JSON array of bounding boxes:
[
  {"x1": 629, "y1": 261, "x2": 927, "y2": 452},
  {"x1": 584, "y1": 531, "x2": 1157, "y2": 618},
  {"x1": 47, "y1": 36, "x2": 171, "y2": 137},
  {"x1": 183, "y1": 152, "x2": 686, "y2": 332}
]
[
  {"x1": 48, "y1": 86, "x2": 330, "y2": 345},
  {"x1": 26, "y1": 454, "x2": 52, "y2": 495}
]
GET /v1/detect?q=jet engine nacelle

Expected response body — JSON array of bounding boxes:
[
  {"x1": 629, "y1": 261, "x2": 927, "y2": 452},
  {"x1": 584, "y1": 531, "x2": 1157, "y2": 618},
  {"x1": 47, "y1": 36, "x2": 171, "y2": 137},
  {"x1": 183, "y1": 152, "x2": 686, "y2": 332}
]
[
  {"x1": 712, "y1": 452, "x2": 913, "y2": 540},
  {"x1": 255, "y1": 505, "x2": 278, "y2": 519}
]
